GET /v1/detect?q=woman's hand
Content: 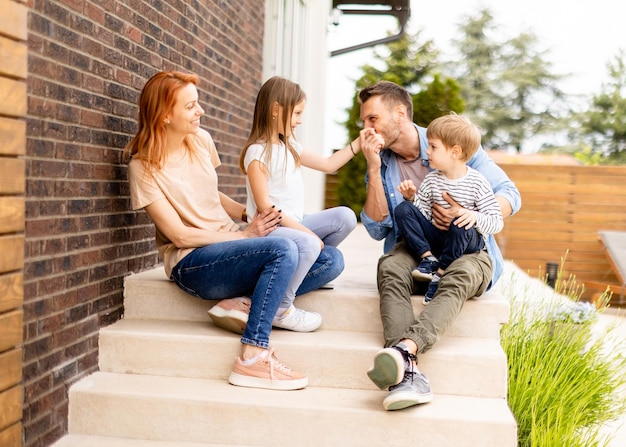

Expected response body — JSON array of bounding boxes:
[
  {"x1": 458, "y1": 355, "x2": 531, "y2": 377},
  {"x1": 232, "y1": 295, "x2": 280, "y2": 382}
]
[{"x1": 242, "y1": 206, "x2": 282, "y2": 238}]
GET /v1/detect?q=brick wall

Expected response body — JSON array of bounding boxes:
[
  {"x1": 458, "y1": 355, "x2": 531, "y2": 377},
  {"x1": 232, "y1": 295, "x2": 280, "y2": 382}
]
[{"x1": 23, "y1": 1, "x2": 264, "y2": 446}]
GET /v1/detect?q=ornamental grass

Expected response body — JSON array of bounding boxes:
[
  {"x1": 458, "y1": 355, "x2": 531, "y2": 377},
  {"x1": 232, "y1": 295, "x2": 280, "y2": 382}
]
[{"x1": 499, "y1": 260, "x2": 626, "y2": 447}]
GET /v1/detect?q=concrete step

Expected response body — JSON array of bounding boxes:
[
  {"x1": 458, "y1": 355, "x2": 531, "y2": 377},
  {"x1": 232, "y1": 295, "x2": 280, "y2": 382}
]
[
  {"x1": 99, "y1": 319, "x2": 508, "y2": 398},
  {"x1": 67, "y1": 371, "x2": 517, "y2": 447},
  {"x1": 51, "y1": 435, "x2": 224, "y2": 447},
  {"x1": 123, "y1": 267, "x2": 509, "y2": 339}
]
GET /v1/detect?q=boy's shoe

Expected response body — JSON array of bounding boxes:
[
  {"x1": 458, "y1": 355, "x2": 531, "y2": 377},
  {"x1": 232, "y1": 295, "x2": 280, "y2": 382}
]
[
  {"x1": 411, "y1": 256, "x2": 439, "y2": 281},
  {"x1": 273, "y1": 305, "x2": 322, "y2": 332},
  {"x1": 367, "y1": 344, "x2": 415, "y2": 390},
  {"x1": 422, "y1": 273, "x2": 441, "y2": 305},
  {"x1": 229, "y1": 348, "x2": 308, "y2": 391},
  {"x1": 383, "y1": 369, "x2": 433, "y2": 411},
  {"x1": 208, "y1": 297, "x2": 250, "y2": 334}
]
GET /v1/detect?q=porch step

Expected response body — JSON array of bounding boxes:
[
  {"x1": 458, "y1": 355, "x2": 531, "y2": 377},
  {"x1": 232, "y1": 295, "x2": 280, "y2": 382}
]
[
  {"x1": 123, "y1": 267, "x2": 510, "y2": 339},
  {"x1": 66, "y1": 372, "x2": 516, "y2": 447},
  {"x1": 99, "y1": 319, "x2": 508, "y2": 398},
  {"x1": 53, "y1": 224, "x2": 517, "y2": 446},
  {"x1": 51, "y1": 435, "x2": 221, "y2": 447}
]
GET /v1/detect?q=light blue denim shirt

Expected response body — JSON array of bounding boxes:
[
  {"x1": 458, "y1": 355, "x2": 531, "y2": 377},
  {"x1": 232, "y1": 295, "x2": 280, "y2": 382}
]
[{"x1": 360, "y1": 124, "x2": 522, "y2": 289}]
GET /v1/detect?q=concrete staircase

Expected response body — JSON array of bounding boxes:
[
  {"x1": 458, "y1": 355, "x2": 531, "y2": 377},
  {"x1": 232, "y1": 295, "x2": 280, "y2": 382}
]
[{"x1": 52, "y1": 225, "x2": 517, "y2": 446}]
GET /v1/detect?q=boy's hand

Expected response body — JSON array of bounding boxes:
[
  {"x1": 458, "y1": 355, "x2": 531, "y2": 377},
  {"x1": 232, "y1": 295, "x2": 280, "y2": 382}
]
[
  {"x1": 454, "y1": 207, "x2": 477, "y2": 230},
  {"x1": 398, "y1": 180, "x2": 417, "y2": 201}
]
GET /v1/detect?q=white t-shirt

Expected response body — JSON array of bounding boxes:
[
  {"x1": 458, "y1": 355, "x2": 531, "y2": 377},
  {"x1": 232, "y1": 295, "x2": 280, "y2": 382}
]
[{"x1": 243, "y1": 140, "x2": 304, "y2": 222}]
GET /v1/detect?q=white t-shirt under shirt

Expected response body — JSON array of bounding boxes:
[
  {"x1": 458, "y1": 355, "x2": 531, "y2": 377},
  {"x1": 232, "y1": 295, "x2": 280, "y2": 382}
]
[
  {"x1": 128, "y1": 132, "x2": 240, "y2": 278},
  {"x1": 243, "y1": 140, "x2": 304, "y2": 222}
]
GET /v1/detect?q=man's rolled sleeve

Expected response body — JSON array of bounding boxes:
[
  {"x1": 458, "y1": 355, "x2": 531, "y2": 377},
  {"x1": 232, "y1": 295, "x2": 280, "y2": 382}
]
[{"x1": 360, "y1": 208, "x2": 394, "y2": 242}]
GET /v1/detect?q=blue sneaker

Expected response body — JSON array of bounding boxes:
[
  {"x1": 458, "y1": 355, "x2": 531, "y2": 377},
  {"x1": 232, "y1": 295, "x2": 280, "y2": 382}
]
[
  {"x1": 423, "y1": 273, "x2": 441, "y2": 305},
  {"x1": 411, "y1": 256, "x2": 439, "y2": 281}
]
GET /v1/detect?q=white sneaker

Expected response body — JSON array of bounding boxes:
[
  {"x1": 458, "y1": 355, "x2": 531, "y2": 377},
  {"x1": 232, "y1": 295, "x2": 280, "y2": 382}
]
[{"x1": 272, "y1": 305, "x2": 322, "y2": 332}]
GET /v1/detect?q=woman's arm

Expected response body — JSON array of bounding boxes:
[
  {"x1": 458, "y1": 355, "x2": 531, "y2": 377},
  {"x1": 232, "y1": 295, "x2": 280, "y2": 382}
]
[
  {"x1": 300, "y1": 138, "x2": 360, "y2": 173},
  {"x1": 219, "y1": 192, "x2": 247, "y2": 222},
  {"x1": 144, "y1": 196, "x2": 280, "y2": 248}
]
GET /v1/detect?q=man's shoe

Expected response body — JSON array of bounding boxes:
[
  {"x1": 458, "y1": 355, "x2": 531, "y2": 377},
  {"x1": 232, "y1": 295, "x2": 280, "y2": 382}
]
[
  {"x1": 383, "y1": 369, "x2": 433, "y2": 411},
  {"x1": 208, "y1": 297, "x2": 250, "y2": 334},
  {"x1": 411, "y1": 256, "x2": 439, "y2": 281},
  {"x1": 229, "y1": 348, "x2": 308, "y2": 391},
  {"x1": 367, "y1": 344, "x2": 414, "y2": 389},
  {"x1": 273, "y1": 305, "x2": 322, "y2": 332}
]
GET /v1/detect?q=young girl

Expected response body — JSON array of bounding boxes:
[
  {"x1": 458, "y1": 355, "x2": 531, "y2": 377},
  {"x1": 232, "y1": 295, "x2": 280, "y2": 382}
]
[{"x1": 240, "y1": 76, "x2": 359, "y2": 332}]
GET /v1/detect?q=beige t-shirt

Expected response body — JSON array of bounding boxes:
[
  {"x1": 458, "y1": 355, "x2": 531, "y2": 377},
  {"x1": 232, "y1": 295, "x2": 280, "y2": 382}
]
[{"x1": 128, "y1": 133, "x2": 240, "y2": 278}]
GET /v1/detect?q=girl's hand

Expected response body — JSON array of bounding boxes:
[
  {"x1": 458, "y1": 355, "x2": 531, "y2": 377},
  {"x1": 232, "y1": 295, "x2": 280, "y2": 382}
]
[
  {"x1": 398, "y1": 180, "x2": 417, "y2": 201},
  {"x1": 242, "y1": 206, "x2": 282, "y2": 237}
]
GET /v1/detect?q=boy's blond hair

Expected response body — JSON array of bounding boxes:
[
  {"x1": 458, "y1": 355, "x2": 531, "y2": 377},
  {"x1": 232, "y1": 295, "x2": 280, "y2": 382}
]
[{"x1": 426, "y1": 113, "x2": 481, "y2": 162}]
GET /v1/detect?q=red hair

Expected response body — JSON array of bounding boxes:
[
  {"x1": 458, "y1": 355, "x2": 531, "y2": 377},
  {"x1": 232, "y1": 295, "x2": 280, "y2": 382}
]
[{"x1": 124, "y1": 71, "x2": 199, "y2": 169}]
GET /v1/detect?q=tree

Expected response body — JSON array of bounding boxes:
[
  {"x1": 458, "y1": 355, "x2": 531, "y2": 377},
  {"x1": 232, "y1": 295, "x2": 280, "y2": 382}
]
[
  {"x1": 451, "y1": 9, "x2": 567, "y2": 152},
  {"x1": 335, "y1": 32, "x2": 464, "y2": 218},
  {"x1": 449, "y1": 9, "x2": 502, "y2": 146},
  {"x1": 576, "y1": 50, "x2": 626, "y2": 163}
]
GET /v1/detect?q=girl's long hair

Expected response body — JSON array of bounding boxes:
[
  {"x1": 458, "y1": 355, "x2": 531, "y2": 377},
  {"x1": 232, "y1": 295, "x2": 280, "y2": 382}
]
[
  {"x1": 124, "y1": 71, "x2": 199, "y2": 169},
  {"x1": 239, "y1": 76, "x2": 306, "y2": 175}
]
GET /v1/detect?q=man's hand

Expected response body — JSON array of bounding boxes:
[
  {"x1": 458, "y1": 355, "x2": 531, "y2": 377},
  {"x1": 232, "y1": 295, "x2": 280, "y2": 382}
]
[
  {"x1": 431, "y1": 191, "x2": 461, "y2": 230},
  {"x1": 359, "y1": 128, "x2": 385, "y2": 170},
  {"x1": 398, "y1": 180, "x2": 417, "y2": 202}
]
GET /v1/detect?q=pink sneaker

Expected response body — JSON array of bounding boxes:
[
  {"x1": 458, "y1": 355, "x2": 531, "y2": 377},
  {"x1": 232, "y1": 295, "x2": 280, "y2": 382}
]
[
  {"x1": 228, "y1": 349, "x2": 308, "y2": 390},
  {"x1": 207, "y1": 297, "x2": 250, "y2": 334}
]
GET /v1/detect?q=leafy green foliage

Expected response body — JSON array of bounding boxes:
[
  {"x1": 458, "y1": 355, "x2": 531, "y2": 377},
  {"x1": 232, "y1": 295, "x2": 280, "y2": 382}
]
[
  {"x1": 574, "y1": 50, "x2": 626, "y2": 164},
  {"x1": 451, "y1": 9, "x2": 568, "y2": 152}
]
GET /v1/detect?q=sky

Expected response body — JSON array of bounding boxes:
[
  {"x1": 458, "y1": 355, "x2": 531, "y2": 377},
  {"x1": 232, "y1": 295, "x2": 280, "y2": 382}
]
[{"x1": 324, "y1": 0, "x2": 626, "y2": 152}]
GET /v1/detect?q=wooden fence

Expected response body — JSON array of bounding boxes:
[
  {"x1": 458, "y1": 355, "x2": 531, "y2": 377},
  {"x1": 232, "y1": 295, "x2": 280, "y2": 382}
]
[
  {"x1": 325, "y1": 163, "x2": 626, "y2": 304},
  {"x1": 0, "y1": 0, "x2": 27, "y2": 445}
]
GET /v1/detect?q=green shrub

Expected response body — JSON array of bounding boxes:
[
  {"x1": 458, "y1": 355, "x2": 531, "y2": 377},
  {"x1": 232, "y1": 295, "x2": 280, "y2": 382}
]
[{"x1": 500, "y1": 268, "x2": 626, "y2": 446}]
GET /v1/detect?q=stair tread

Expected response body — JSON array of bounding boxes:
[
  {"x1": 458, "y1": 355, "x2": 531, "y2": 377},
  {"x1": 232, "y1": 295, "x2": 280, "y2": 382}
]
[
  {"x1": 102, "y1": 317, "x2": 505, "y2": 353},
  {"x1": 123, "y1": 266, "x2": 510, "y2": 338},
  {"x1": 99, "y1": 318, "x2": 508, "y2": 397},
  {"x1": 52, "y1": 435, "x2": 228, "y2": 447},
  {"x1": 68, "y1": 371, "x2": 516, "y2": 446},
  {"x1": 73, "y1": 370, "x2": 511, "y2": 418}
]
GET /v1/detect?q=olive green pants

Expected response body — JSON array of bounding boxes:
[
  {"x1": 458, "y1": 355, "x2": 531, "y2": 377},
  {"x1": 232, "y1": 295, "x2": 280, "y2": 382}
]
[{"x1": 377, "y1": 241, "x2": 493, "y2": 354}]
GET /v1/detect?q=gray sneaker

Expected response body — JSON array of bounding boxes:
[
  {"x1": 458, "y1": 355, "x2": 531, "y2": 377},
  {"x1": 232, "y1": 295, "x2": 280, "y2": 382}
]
[
  {"x1": 367, "y1": 344, "x2": 413, "y2": 390},
  {"x1": 383, "y1": 369, "x2": 433, "y2": 411}
]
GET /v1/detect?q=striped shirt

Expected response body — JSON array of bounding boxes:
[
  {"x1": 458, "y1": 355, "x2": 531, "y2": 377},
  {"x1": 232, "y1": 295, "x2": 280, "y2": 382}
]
[{"x1": 413, "y1": 166, "x2": 503, "y2": 236}]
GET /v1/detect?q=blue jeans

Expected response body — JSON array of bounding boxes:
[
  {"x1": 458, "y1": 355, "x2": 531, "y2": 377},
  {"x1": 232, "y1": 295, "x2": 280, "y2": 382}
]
[
  {"x1": 170, "y1": 237, "x2": 298, "y2": 348},
  {"x1": 296, "y1": 245, "x2": 345, "y2": 296},
  {"x1": 267, "y1": 226, "x2": 321, "y2": 309},
  {"x1": 394, "y1": 200, "x2": 485, "y2": 271}
]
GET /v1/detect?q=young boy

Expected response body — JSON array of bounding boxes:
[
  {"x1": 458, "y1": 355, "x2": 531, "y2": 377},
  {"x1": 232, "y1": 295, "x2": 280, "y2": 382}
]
[{"x1": 394, "y1": 113, "x2": 503, "y2": 304}]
